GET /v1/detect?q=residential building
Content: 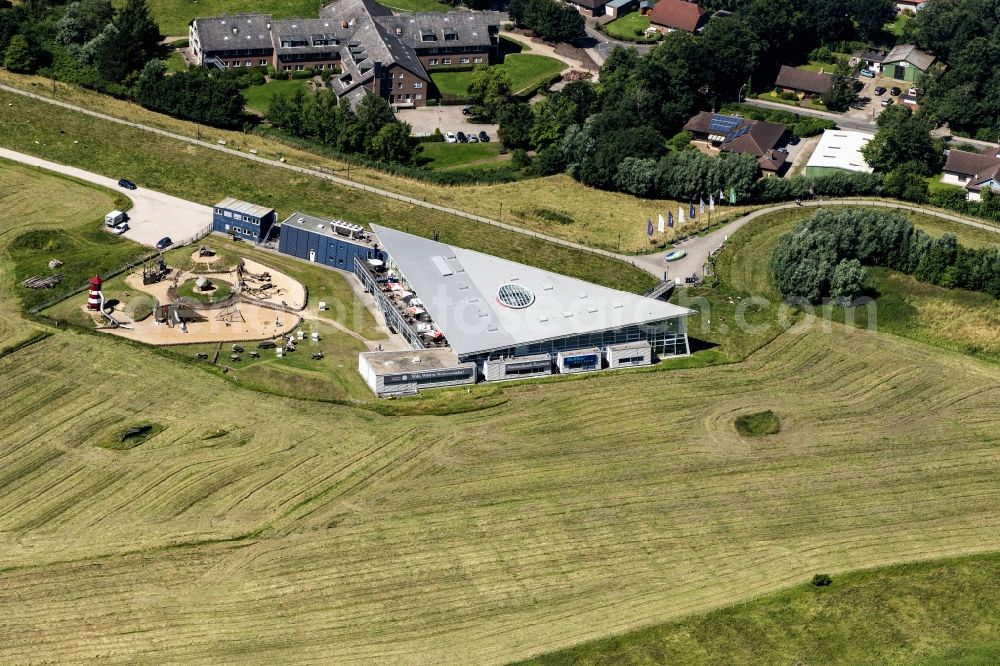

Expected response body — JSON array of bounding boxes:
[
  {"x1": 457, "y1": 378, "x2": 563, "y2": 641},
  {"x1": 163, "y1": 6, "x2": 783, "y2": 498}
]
[
  {"x1": 353, "y1": 225, "x2": 693, "y2": 396},
  {"x1": 804, "y1": 130, "x2": 875, "y2": 177},
  {"x1": 683, "y1": 111, "x2": 789, "y2": 175},
  {"x1": 605, "y1": 0, "x2": 638, "y2": 18},
  {"x1": 774, "y1": 65, "x2": 832, "y2": 97},
  {"x1": 188, "y1": 0, "x2": 500, "y2": 108},
  {"x1": 648, "y1": 0, "x2": 708, "y2": 33},
  {"x1": 851, "y1": 48, "x2": 887, "y2": 74},
  {"x1": 880, "y1": 44, "x2": 935, "y2": 83},
  {"x1": 212, "y1": 198, "x2": 276, "y2": 242},
  {"x1": 942, "y1": 148, "x2": 1000, "y2": 201},
  {"x1": 895, "y1": 0, "x2": 927, "y2": 12}
]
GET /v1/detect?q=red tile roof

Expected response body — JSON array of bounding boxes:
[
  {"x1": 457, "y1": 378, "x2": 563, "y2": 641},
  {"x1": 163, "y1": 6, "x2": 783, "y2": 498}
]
[{"x1": 649, "y1": 0, "x2": 707, "y2": 32}]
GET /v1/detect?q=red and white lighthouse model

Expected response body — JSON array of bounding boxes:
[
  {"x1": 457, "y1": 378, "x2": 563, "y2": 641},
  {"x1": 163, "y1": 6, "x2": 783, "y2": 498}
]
[{"x1": 87, "y1": 275, "x2": 102, "y2": 311}]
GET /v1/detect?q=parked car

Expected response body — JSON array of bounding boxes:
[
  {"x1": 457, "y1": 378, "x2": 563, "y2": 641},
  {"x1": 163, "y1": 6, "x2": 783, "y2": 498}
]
[
  {"x1": 860, "y1": 68, "x2": 875, "y2": 78},
  {"x1": 456, "y1": 131, "x2": 468, "y2": 143},
  {"x1": 467, "y1": 135, "x2": 479, "y2": 143},
  {"x1": 478, "y1": 131, "x2": 490, "y2": 142},
  {"x1": 890, "y1": 86, "x2": 901, "y2": 96},
  {"x1": 907, "y1": 87, "x2": 918, "y2": 96},
  {"x1": 118, "y1": 178, "x2": 137, "y2": 190},
  {"x1": 461, "y1": 107, "x2": 472, "y2": 116},
  {"x1": 874, "y1": 86, "x2": 887, "y2": 96},
  {"x1": 112, "y1": 223, "x2": 129, "y2": 235},
  {"x1": 881, "y1": 98, "x2": 894, "y2": 107},
  {"x1": 155, "y1": 236, "x2": 172, "y2": 250},
  {"x1": 787, "y1": 135, "x2": 800, "y2": 146},
  {"x1": 445, "y1": 131, "x2": 457, "y2": 144}
]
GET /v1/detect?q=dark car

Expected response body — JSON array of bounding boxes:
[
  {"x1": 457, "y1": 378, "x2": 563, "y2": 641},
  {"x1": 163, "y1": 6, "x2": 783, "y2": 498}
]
[
  {"x1": 461, "y1": 107, "x2": 472, "y2": 116},
  {"x1": 118, "y1": 178, "x2": 137, "y2": 190},
  {"x1": 456, "y1": 131, "x2": 468, "y2": 143},
  {"x1": 478, "y1": 131, "x2": 490, "y2": 142},
  {"x1": 890, "y1": 86, "x2": 901, "y2": 96},
  {"x1": 874, "y1": 85, "x2": 887, "y2": 96},
  {"x1": 787, "y1": 135, "x2": 800, "y2": 146},
  {"x1": 881, "y1": 98, "x2": 894, "y2": 107},
  {"x1": 155, "y1": 236, "x2": 172, "y2": 250}
]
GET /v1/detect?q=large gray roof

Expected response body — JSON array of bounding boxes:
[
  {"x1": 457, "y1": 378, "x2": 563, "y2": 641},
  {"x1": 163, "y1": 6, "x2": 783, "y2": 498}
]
[
  {"x1": 883, "y1": 44, "x2": 936, "y2": 70},
  {"x1": 372, "y1": 225, "x2": 693, "y2": 357},
  {"x1": 375, "y1": 11, "x2": 501, "y2": 51},
  {"x1": 192, "y1": 14, "x2": 274, "y2": 53}
]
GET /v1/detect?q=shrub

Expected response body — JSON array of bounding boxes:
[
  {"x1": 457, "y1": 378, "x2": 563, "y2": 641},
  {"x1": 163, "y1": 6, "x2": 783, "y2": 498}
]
[
  {"x1": 734, "y1": 410, "x2": 781, "y2": 437},
  {"x1": 809, "y1": 46, "x2": 837, "y2": 64},
  {"x1": 170, "y1": 38, "x2": 189, "y2": 48},
  {"x1": 666, "y1": 129, "x2": 693, "y2": 152},
  {"x1": 426, "y1": 98, "x2": 439, "y2": 106},
  {"x1": 291, "y1": 69, "x2": 314, "y2": 80},
  {"x1": 131, "y1": 301, "x2": 153, "y2": 322},
  {"x1": 812, "y1": 574, "x2": 833, "y2": 587}
]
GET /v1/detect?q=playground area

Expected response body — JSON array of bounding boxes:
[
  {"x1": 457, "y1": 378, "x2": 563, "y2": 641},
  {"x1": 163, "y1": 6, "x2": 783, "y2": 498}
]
[{"x1": 84, "y1": 250, "x2": 307, "y2": 345}]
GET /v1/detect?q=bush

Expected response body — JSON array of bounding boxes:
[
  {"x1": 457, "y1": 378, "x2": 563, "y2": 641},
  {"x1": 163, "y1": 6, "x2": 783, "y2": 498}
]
[
  {"x1": 421, "y1": 127, "x2": 445, "y2": 143},
  {"x1": 779, "y1": 91, "x2": 799, "y2": 101},
  {"x1": 734, "y1": 410, "x2": 781, "y2": 437},
  {"x1": 812, "y1": 574, "x2": 833, "y2": 587},
  {"x1": 666, "y1": 129, "x2": 693, "y2": 152},
  {"x1": 511, "y1": 148, "x2": 531, "y2": 170},
  {"x1": 808, "y1": 46, "x2": 837, "y2": 64},
  {"x1": 426, "y1": 98, "x2": 438, "y2": 106},
  {"x1": 291, "y1": 69, "x2": 314, "y2": 80},
  {"x1": 170, "y1": 38, "x2": 189, "y2": 48}
]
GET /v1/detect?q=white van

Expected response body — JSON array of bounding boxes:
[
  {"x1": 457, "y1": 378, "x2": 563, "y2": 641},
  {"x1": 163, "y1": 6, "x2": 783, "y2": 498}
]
[{"x1": 105, "y1": 210, "x2": 126, "y2": 227}]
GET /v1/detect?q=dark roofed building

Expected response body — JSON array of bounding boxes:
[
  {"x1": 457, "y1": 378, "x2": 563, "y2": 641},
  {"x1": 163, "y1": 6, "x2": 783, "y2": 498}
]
[
  {"x1": 683, "y1": 111, "x2": 789, "y2": 175},
  {"x1": 942, "y1": 148, "x2": 1000, "y2": 201},
  {"x1": 774, "y1": 65, "x2": 832, "y2": 96},
  {"x1": 649, "y1": 0, "x2": 707, "y2": 32},
  {"x1": 189, "y1": 0, "x2": 499, "y2": 108}
]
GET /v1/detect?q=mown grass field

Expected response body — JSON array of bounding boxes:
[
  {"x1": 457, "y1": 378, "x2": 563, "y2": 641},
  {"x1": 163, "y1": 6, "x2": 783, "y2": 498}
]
[
  {"x1": 0, "y1": 84, "x2": 657, "y2": 293},
  {"x1": 418, "y1": 140, "x2": 503, "y2": 169},
  {"x1": 431, "y1": 54, "x2": 566, "y2": 98},
  {"x1": 2, "y1": 167, "x2": 1000, "y2": 663},
  {"x1": 519, "y1": 551, "x2": 1000, "y2": 665},
  {"x1": 603, "y1": 11, "x2": 657, "y2": 42},
  {"x1": 0, "y1": 72, "x2": 740, "y2": 253}
]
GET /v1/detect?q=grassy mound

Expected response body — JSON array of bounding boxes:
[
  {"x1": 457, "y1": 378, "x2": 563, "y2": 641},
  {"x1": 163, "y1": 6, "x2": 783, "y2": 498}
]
[
  {"x1": 175, "y1": 278, "x2": 233, "y2": 304},
  {"x1": 735, "y1": 410, "x2": 781, "y2": 437}
]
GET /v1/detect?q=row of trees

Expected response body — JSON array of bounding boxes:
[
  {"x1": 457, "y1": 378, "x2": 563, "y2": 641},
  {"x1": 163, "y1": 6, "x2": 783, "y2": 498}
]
[
  {"x1": 135, "y1": 61, "x2": 246, "y2": 128},
  {"x1": 905, "y1": 0, "x2": 1000, "y2": 141},
  {"x1": 267, "y1": 88, "x2": 420, "y2": 165},
  {"x1": 772, "y1": 208, "x2": 1000, "y2": 304},
  {"x1": 508, "y1": 0, "x2": 584, "y2": 43}
]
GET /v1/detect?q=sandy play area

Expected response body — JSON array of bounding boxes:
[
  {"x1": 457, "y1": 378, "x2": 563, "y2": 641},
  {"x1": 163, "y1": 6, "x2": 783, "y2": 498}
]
[{"x1": 93, "y1": 256, "x2": 306, "y2": 345}]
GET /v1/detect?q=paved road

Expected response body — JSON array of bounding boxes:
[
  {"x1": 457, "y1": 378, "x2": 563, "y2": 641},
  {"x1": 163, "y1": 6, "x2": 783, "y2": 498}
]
[
  {"x1": 644, "y1": 198, "x2": 1000, "y2": 280},
  {"x1": 0, "y1": 146, "x2": 211, "y2": 248}
]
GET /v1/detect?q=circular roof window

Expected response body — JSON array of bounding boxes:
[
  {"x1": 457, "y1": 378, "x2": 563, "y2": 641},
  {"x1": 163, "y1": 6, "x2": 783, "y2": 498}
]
[{"x1": 497, "y1": 283, "x2": 535, "y2": 309}]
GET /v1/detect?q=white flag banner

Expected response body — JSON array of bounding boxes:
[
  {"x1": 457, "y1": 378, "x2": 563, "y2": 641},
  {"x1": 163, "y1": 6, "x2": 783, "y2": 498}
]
[
  {"x1": 678, "y1": 207, "x2": 685, "y2": 226},
  {"x1": 657, "y1": 213, "x2": 665, "y2": 233},
  {"x1": 709, "y1": 194, "x2": 715, "y2": 212}
]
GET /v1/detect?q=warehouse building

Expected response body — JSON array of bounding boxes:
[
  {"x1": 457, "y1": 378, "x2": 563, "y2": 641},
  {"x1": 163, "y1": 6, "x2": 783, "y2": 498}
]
[
  {"x1": 277, "y1": 212, "x2": 385, "y2": 269},
  {"x1": 805, "y1": 130, "x2": 875, "y2": 177},
  {"x1": 212, "y1": 198, "x2": 276, "y2": 242},
  {"x1": 354, "y1": 225, "x2": 693, "y2": 396}
]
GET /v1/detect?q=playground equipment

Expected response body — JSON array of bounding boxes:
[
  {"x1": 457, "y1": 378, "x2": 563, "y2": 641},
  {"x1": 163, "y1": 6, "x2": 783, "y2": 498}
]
[
  {"x1": 142, "y1": 257, "x2": 170, "y2": 285},
  {"x1": 88, "y1": 275, "x2": 131, "y2": 328}
]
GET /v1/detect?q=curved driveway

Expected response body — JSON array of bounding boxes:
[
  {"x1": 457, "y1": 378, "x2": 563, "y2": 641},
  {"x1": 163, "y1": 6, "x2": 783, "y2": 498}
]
[{"x1": 0, "y1": 147, "x2": 211, "y2": 247}]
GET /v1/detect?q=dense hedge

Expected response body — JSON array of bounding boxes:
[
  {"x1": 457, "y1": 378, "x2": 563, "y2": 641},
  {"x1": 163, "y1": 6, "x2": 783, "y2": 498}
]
[{"x1": 772, "y1": 207, "x2": 1000, "y2": 304}]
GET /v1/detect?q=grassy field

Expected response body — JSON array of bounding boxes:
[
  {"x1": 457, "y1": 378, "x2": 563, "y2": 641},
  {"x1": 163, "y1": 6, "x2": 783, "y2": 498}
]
[
  {"x1": 242, "y1": 78, "x2": 312, "y2": 115},
  {"x1": 0, "y1": 71, "x2": 745, "y2": 253},
  {"x1": 418, "y1": 140, "x2": 503, "y2": 170},
  {"x1": 3, "y1": 169, "x2": 1000, "y2": 663},
  {"x1": 0, "y1": 159, "x2": 139, "y2": 347},
  {"x1": 431, "y1": 54, "x2": 566, "y2": 98},
  {"x1": 164, "y1": 49, "x2": 187, "y2": 73},
  {"x1": 518, "y1": 551, "x2": 1000, "y2": 665},
  {"x1": 0, "y1": 85, "x2": 658, "y2": 293},
  {"x1": 603, "y1": 11, "x2": 656, "y2": 42}
]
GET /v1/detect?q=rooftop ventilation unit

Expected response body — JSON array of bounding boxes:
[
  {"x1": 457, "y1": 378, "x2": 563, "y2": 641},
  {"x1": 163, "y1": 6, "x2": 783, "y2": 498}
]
[
  {"x1": 587, "y1": 306, "x2": 598, "y2": 313},
  {"x1": 331, "y1": 220, "x2": 364, "y2": 238},
  {"x1": 431, "y1": 255, "x2": 453, "y2": 276},
  {"x1": 412, "y1": 356, "x2": 421, "y2": 363}
]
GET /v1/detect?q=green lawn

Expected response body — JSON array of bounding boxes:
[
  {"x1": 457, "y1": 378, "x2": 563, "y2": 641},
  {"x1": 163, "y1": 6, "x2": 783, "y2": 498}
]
[
  {"x1": 518, "y1": 551, "x2": 1000, "y2": 666},
  {"x1": 164, "y1": 50, "x2": 187, "y2": 74},
  {"x1": 242, "y1": 78, "x2": 313, "y2": 115},
  {"x1": 431, "y1": 53, "x2": 566, "y2": 98},
  {"x1": 379, "y1": 0, "x2": 451, "y2": 11},
  {"x1": 418, "y1": 141, "x2": 503, "y2": 170},
  {"x1": 886, "y1": 13, "x2": 911, "y2": 38},
  {"x1": 603, "y1": 11, "x2": 658, "y2": 42},
  {"x1": 799, "y1": 56, "x2": 847, "y2": 72}
]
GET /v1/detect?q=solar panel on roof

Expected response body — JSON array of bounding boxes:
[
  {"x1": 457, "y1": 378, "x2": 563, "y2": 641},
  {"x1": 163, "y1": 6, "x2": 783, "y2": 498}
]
[
  {"x1": 723, "y1": 124, "x2": 751, "y2": 143},
  {"x1": 708, "y1": 114, "x2": 741, "y2": 134}
]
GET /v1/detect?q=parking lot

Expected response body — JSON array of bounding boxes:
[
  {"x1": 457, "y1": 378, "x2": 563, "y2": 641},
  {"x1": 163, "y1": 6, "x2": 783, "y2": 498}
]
[
  {"x1": 846, "y1": 73, "x2": 919, "y2": 122},
  {"x1": 396, "y1": 105, "x2": 498, "y2": 140}
]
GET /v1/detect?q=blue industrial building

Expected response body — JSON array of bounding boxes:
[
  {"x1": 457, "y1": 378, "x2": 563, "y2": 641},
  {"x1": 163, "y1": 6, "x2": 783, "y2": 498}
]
[
  {"x1": 277, "y1": 212, "x2": 384, "y2": 270},
  {"x1": 212, "y1": 197, "x2": 276, "y2": 242}
]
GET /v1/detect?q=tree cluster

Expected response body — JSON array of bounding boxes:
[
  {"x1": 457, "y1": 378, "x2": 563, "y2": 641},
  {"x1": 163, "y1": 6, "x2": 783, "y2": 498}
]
[
  {"x1": 508, "y1": 0, "x2": 584, "y2": 43},
  {"x1": 267, "y1": 89, "x2": 420, "y2": 165},
  {"x1": 135, "y1": 61, "x2": 245, "y2": 129},
  {"x1": 772, "y1": 208, "x2": 1000, "y2": 305},
  {"x1": 905, "y1": 0, "x2": 1000, "y2": 141}
]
